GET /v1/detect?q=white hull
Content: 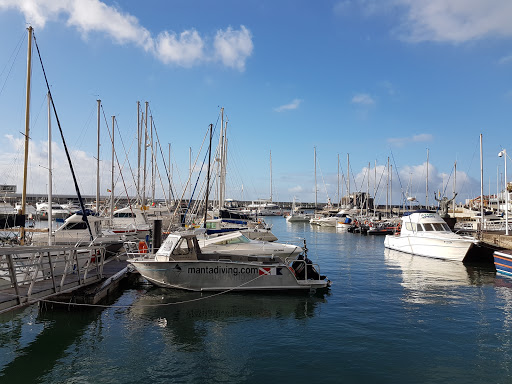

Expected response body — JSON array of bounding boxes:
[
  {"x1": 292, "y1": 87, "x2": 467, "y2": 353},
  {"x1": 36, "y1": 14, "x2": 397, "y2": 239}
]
[
  {"x1": 286, "y1": 214, "x2": 311, "y2": 223},
  {"x1": 335, "y1": 222, "x2": 351, "y2": 231},
  {"x1": 384, "y1": 233, "x2": 475, "y2": 262}
]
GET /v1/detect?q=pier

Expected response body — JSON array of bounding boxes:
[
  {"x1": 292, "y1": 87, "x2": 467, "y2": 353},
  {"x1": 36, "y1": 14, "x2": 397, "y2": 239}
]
[{"x1": 0, "y1": 244, "x2": 129, "y2": 314}]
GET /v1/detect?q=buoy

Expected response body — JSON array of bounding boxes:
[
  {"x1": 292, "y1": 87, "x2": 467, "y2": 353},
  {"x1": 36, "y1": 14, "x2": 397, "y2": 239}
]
[{"x1": 138, "y1": 241, "x2": 148, "y2": 254}]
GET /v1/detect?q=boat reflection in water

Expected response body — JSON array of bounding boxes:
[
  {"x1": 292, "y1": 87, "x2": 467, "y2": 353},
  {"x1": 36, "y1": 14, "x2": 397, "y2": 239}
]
[
  {"x1": 384, "y1": 248, "x2": 495, "y2": 305},
  {"x1": 129, "y1": 287, "x2": 329, "y2": 345}
]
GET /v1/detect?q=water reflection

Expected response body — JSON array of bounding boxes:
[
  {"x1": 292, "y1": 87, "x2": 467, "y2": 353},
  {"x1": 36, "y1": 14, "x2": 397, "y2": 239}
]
[
  {"x1": 384, "y1": 249, "x2": 495, "y2": 304},
  {"x1": 129, "y1": 288, "x2": 328, "y2": 347}
]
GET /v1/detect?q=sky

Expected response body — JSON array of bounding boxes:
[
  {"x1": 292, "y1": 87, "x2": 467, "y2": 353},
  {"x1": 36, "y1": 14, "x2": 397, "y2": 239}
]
[{"x1": 0, "y1": 0, "x2": 511, "y2": 208}]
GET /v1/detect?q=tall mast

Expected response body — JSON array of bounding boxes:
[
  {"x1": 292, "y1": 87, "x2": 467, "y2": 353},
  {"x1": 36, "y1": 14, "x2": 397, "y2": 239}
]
[
  {"x1": 151, "y1": 115, "x2": 155, "y2": 203},
  {"x1": 111, "y1": 115, "x2": 115, "y2": 224},
  {"x1": 386, "y1": 157, "x2": 389, "y2": 217},
  {"x1": 347, "y1": 153, "x2": 350, "y2": 207},
  {"x1": 314, "y1": 147, "x2": 317, "y2": 209},
  {"x1": 218, "y1": 107, "x2": 224, "y2": 208},
  {"x1": 337, "y1": 154, "x2": 340, "y2": 206},
  {"x1": 453, "y1": 161, "x2": 457, "y2": 216},
  {"x1": 168, "y1": 143, "x2": 172, "y2": 204},
  {"x1": 47, "y1": 92, "x2": 52, "y2": 245},
  {"x1": 367, "y1": 161, "x2": 370, "y2": 215},
  {"x1": 96, "y1": 99, "x2": 101, "y2": 213},
  {"x1": 270, "y1": 149, "x2": 273, "y2": 202},
  {"x1": 20, "y1": 26, "x2": 33, "y2": 245},
  {"x1": 204, "y1": 124, "x2": 213, "y2": 228},
  {"x1": 426, "y1": 148, "x2": 429, "y2": 208},
  {"x1": 142, "y1": 102, "x2": 148, "y2": 206},
  {"x1": 480, "y1": 134, "x2": 484, "y2": 230},
  {"x1": 136, "y1": 101, "x2": 141, "y2": 205}
]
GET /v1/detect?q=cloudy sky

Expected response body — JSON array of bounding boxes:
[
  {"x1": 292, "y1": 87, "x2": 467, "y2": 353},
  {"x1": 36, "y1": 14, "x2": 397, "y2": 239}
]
[{"x1": 0, "y1": 0, "x2": 510, "y2": 207}]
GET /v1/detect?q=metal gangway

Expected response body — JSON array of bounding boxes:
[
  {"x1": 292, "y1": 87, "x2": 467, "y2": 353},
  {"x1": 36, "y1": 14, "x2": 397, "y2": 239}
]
[{"x1": 0, "y1": 244, "x2": 107, "y2": 314}]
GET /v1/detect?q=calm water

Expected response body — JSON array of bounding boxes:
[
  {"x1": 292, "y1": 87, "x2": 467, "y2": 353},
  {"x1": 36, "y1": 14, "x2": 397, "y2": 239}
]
[{"x1": 1, "y1": 217, "x2": 511, "y2": 383}]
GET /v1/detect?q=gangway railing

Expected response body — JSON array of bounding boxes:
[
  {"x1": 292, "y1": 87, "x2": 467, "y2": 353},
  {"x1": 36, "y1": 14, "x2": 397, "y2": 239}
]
[{"x1": 0, "y1": 244, "x2": 106, "y2": 314}]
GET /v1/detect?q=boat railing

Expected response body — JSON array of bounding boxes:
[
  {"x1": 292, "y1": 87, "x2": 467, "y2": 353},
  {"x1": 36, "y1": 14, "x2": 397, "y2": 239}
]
[{"x1": 284, "y1": 257, "x2": 323, "y2": 281}]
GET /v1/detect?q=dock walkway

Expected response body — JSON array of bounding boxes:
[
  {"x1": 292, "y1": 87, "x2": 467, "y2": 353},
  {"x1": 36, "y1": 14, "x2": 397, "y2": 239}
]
[{"x1": 0, "y1": 245, "x2": 129, "y2": 314}]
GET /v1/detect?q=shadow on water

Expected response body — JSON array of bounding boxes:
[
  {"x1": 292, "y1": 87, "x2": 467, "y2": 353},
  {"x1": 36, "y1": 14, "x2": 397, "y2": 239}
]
[
  {"x1": 0, "y1": 290, "x2": 126, "y2": 383},
  {"x1": 128, "y1": 285, "x2": 330, "y2": 348}
]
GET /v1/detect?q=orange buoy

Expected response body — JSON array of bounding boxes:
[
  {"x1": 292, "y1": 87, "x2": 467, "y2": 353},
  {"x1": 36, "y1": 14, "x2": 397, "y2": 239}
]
[{"x1": 138, "y1": 241, "x2": 148, "y2": 254}]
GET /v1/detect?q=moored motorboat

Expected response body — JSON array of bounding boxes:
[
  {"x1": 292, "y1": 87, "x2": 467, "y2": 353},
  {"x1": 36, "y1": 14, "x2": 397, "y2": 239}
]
[
  {"x1": 384, "y1": 210, "x2": 479, "y2": 262},
  {"x1": 128, "y1": 232, "x2": 331, "y2": 292}
]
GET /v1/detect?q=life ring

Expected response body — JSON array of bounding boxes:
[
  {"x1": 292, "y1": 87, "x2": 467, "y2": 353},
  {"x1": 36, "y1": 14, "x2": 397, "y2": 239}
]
[{"x1": 138, "y1": 241, "x2": 148, "y2": 254}]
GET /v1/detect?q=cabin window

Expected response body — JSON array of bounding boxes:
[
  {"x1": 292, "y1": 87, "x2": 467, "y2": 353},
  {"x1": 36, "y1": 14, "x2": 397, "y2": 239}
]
[
  {"x1": 65, "y1": 222, "x2": 88, "y2": 230},
  {"x1": 226, "y1": 235, "x2": 250, "y2": 245},
  {"x1": 432, "y1": 223, "x2": 445, "y2": 231},
  {"x1": 423, "y1": 224, "x2": 435, "y2": 231},
  {"x1": 442, "y1": 223, "x2": 451, "y2": 231},
  {"x1": 172, "y1": 238, "x2": 191, "y2": 255},
  {"x1": 114, "y1": 212, "x2": 135, "y2": 218},
  {"x1": 405, "y1": 222, "x2": 414, "y2": 231}
]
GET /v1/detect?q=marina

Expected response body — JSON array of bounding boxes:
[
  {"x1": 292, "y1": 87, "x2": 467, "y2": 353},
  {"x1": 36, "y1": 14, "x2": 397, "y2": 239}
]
[
  {"x1": 0, "y1": 3, "x2": 512, "y2": 383},
  {"x1": 1, "y1": 216, "x2": 511, "y2": 383}
]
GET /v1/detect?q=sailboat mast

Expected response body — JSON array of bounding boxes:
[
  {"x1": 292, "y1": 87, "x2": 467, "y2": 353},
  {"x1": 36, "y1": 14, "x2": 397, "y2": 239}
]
[
  {"x1": 347, "y1": 153, "x2": 350, "y2": 207},
  {"x1": 270, "y1": 149, "x2": 273, "y2": 202},
  {"x1": 136, "y1": 101, "x2": 141, "y2": 205},
  {"x1": 96, "y1": 99, "x2": 101, "y2": 213},
  {"x1": 426, "y1": 148, "x2": 429, "y2": 208},
  {"x1": 314, "y1": 147, "x2": 317, "y2": 209},
  {"x1": 111, "y1": 115, "x2": 115, "y2": 224},
  {"x1": 47, "y1": 92, "x2": 52, "y2": 245},
  {"x1": 480, "y1": 134, "x2": 484, "y2": 229},
  {"x1": 337, "y1": 154, "x2": 340, "y2": 206},
  {"x1": 142, "y1": 101, "x2": 148, "y2": 206},
  {"x1": 367, "y1": 162, "x2": 370, "y2": 215},
  {"x1": 386, "y1": 157, "x2": 389, "y2": 217},
  {"x1": 453, "y1": 161, "x2": 457, "y2": 215},
  {"x1": 20, "y1": 26, "x2": 33, "y2": 245}
]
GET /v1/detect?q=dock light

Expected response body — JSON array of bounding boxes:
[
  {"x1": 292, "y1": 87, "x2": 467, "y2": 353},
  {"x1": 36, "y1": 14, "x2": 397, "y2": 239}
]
[{"x1": 499, "y1": 149, "x2": 508, "y2": 235}]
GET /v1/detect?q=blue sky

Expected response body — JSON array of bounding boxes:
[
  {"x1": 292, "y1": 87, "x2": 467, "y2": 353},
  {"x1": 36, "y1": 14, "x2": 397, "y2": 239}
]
[{"x1": 0, "y1": 0, "x2": 510, "y2": 207}]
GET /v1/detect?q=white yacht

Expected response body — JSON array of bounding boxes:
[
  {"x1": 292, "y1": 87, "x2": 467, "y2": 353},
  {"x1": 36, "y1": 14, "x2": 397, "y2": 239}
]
[
  {"x1": 384, "y1": 210, "x2": 479, "y2": 262},
  {"x1": 247, "y1": 200, "x2": 282, "y2": 216},
  {"x1": 286, "y1": 198, "x2": 312, "y2": 223},
  {"x1": 36, "y1": 201, "x2": 70, "y2": 221}
]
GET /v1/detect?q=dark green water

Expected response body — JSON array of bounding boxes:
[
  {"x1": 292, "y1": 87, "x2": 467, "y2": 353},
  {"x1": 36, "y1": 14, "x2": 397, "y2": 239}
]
[{"x1": 1, "y1": 217, "x2": 511, "y2": 383}]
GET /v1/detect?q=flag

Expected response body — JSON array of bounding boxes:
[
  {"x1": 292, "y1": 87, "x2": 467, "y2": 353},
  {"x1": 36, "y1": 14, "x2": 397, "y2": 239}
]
[
  {"x1": 107, "y1": 189, "x2": 111, "y2": 192},
  {"x1": 259, "y1": 267, "x2": 282, "y2": 276}
]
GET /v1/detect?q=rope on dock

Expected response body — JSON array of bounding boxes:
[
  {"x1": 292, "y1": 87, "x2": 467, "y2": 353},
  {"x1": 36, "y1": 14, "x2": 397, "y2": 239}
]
[{"x1": 3, "y1": 274, "x2": 266, "y2": 309}]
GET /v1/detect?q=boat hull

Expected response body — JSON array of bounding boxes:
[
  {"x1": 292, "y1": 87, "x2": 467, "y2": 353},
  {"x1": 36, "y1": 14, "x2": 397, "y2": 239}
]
[
  {"x1": 494, "y1": 250, "x2": 512, "y2": 277},
  {"x1": 384, "y1": 234, "x2": 475, "y2": 262},
  {"x1": 131, "y1": 260, "x2": 328, "y2": 291}
]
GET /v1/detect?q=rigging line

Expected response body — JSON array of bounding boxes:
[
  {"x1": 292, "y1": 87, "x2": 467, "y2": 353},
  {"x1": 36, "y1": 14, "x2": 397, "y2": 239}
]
[
  {"x1": 146, "y1": 112, "x2": 176, "y2": 202},
  {"x1": 111, "y1": 107, "x2": 138, "y2": 199},
  {"x1": 0, "y1": 30, "x2": 25, "y2": 99},
  {"x1": 36, "y1": 274, "x2": 268, "y2": 309},
  {"x1": 33, "y1": 31, "x2": 93, "y2": 242},
  {"x1": 171, "y1": 126, "x2": 211, "y2": 226},
  {"x1": 390, "y1": 150, "x2": 407, "y2": 205},
  {"x1": 441, "y1": 164, "x2": 455, "y2": 197},
  {"x1": 102, "y1": 109, "x2": 135, "y2": 219}
]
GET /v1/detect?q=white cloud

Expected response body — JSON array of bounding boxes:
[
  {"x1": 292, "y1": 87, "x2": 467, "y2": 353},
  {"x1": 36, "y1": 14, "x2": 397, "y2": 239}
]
[
  {"x1": 498, "y1": 54, "x2": 512, "y2": 65},
  {"x1": 214, "y1": 26, "x2": 253, "y2": 71},
  {"x1": 387, "y1": 133, "x2": 433, "y2": 147},
  {"x1": 351, "y1": 93, "x2": 375, "y2": 105},
  {"x1": 394, "y1": 0, "x2": 512, "y2": 43},
  {"x1": 288, "y1": 185, "x2": 303, "y2": 194},
  {"x1": 0, "y1": 0, "x2": 253, "y2": 70},
  {"x1": 274, "y1": 99, "x2": 303, "y2": 112},
  {"x1": 156, "y1": 30, "x2": 204, "y2": 67}
]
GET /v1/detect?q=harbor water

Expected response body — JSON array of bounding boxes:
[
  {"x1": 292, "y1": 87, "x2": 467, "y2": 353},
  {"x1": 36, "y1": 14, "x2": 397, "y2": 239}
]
[{"x1": 1, "y1": 216, "x2": 511, "y2": 383}]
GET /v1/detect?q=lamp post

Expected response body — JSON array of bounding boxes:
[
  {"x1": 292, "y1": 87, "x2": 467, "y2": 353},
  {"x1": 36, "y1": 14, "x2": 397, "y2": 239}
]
[{"x1": 499, "y1": 149, "x2": 509, "y2": 236}]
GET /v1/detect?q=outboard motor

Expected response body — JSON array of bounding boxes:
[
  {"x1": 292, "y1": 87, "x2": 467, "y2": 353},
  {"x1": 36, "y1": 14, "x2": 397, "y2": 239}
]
[{"x1": 292, "y1": 255, "x2": 321, "y2": 280}]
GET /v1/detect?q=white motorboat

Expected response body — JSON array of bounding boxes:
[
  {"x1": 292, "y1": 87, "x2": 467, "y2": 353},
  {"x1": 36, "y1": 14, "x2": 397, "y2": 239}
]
[
  {"x1": 36, "y1": 201, "x2": 70, "y2": 220},
  {"x1": 199, "y1": 231, "x2": 302, "y2": 259},
  {"x1": 286, "y1": 198, "x2": 312, "y2": 223},
  {"x1": 128, "y1": 232, "x2": 330, "y2": 292},
  {"x1": 335, "y1": 210, "x2": 353, "y2": 231},
  {"x1": 247, "y1": 200, "x2": 282, "y2": 216},
  {"x1": 384, "y1": 210, "x2": 479, "y2": 262}
]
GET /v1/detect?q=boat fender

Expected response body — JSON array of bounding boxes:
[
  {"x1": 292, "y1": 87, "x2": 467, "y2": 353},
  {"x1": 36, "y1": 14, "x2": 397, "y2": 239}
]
[{"x1": 138, "y1": 241, "x2": 148, "y2": 254}]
